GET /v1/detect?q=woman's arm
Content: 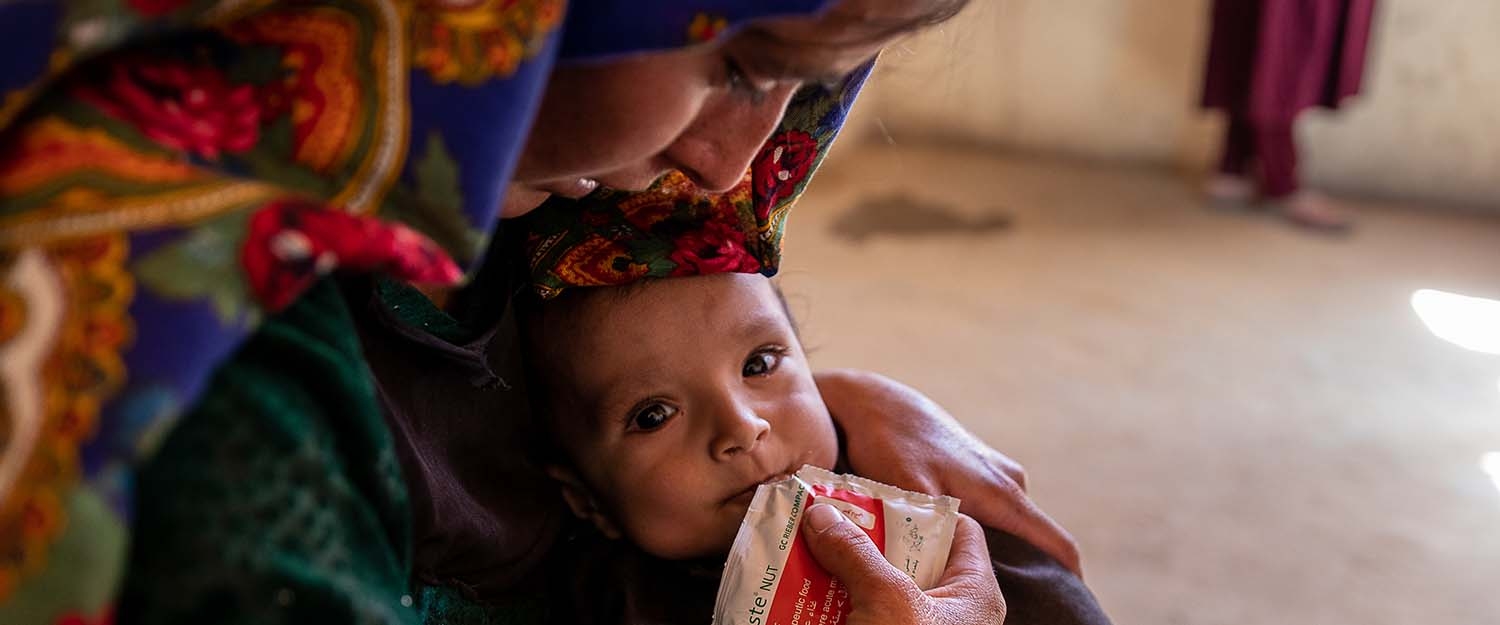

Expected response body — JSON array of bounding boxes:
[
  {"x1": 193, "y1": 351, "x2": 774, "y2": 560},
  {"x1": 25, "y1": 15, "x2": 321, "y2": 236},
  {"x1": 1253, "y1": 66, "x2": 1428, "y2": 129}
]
[{"x1": 814, "y1": 369, "x2": 1083, "y2": 577}]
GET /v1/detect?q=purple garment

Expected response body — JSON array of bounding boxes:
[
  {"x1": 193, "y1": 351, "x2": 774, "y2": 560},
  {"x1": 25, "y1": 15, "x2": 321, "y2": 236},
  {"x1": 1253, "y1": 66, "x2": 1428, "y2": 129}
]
[
  {"x1": 1219, "y1": 118, "x2": 1299, "y2": 197},
  {"x1": 349, "y1": 276, "x2": 568, "y2": 600},
  {"x1": 1202, "y1": 0, "x2": 1377, "y2": 124}
]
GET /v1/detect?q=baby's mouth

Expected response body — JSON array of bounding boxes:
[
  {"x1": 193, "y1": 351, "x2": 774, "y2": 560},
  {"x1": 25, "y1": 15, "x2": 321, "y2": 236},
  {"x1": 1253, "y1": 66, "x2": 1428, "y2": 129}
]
[{"x1": 723, "y1": 466, "x2": 797, "y2": 506}]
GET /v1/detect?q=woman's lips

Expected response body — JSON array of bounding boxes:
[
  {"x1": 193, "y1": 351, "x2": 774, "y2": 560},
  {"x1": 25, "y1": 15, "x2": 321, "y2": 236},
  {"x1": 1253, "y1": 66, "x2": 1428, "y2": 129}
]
[{"x1": 539, "y1": 164, "x2": 678, "y2": 199}]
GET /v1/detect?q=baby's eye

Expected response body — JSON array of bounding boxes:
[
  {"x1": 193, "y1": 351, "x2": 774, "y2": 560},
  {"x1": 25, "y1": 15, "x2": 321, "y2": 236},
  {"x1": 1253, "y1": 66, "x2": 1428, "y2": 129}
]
[
  {"x1": 742, "y1": 349, "x2": 785, "y2": 378},
  {"x1": 629, "y1": 403, "x2": 678, "y2": 432}
]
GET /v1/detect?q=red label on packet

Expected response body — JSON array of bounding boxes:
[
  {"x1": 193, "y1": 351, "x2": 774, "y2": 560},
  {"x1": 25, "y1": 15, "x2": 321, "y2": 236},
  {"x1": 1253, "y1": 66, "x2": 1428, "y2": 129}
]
[
  {"x1": 712, "y1": 466, "x2": 960, "y2": 625},
  {"x1": 764, "y1": 488, "x2": 883, "y2": 625}
]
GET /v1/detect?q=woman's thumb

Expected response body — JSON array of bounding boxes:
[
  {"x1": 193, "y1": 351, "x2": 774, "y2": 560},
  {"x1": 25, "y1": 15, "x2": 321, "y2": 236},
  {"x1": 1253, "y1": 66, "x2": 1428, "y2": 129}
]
[{"x1": 800, "y1": 503, "x2": 923, "y2": 606}]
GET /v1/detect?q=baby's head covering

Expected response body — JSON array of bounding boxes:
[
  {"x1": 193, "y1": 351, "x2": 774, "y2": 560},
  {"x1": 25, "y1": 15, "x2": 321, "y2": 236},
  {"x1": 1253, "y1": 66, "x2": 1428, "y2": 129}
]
[{"x1": 516, "y1": 67, "x2": 869, "y2": 299}]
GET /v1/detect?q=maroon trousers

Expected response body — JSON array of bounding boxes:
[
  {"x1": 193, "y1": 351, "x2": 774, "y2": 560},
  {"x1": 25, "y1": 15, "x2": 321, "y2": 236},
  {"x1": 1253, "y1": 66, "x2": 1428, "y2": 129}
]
[
  {"x1": 1203, "y1": 0, "x2": 1376, "y2": 199},
  {"x1": 1219, "y1": 117, "x2": 1299, "y2": 199}
]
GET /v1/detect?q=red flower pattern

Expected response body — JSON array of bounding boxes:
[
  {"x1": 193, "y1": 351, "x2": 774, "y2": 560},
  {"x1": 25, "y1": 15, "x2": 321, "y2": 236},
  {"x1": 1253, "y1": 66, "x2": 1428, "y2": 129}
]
[
  {"x1": 751, "y1": 130, "x2": 819, "y2": 219},
  {"x1": 76, "y1": 57, "x2": 263, "y2": 160},
  {"x1": 53, "y1": 605, "x2": 114, "y2": 625},
  {"x1": 687, "y1": 13, "x2": 728, "y2": 43},
  {"x1": 668, "y1": 213, "x2": 761, "y2": 277},
  {"x1": 126, "y1": 0, "x2": 189, "y2": 16},
  {"x1": 242, "y1": 199, "x2": 464, "y2": 311}
]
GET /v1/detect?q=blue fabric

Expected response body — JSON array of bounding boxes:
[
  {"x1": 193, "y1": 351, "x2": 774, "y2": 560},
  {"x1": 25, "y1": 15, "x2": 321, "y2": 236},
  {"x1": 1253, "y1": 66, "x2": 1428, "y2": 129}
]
[
  {"x1": 0, "y1": 1, "x2": 865, "y2": 620},
  {"x1": 559, "y1": 0, "x2": 832, "y2": 60}
]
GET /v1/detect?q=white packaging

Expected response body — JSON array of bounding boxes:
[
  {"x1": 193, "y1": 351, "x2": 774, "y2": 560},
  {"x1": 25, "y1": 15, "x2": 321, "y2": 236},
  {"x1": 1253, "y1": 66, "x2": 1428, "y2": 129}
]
[{"x1": 712, "y1": 465, "x2": 961, "y2": 625}]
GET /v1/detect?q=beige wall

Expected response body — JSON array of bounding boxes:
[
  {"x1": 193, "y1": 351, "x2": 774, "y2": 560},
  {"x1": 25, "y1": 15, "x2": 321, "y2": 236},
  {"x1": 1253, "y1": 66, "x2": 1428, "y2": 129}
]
[{"x1": 855, "y1": 0, "x2": 1500, "y2": 210}]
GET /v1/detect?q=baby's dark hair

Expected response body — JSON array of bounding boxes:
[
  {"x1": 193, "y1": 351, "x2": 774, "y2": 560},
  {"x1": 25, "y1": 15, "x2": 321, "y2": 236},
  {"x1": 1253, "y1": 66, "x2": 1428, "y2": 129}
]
[{"x1": 513, "y1": 285, "x2": 610, "y2": 463}]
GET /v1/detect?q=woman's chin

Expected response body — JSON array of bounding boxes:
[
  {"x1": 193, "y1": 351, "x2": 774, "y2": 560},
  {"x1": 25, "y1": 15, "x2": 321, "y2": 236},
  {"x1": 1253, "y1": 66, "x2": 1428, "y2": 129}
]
[
  {"x1": 540, "y1": 177, "x2": 602, "y2": 200},
  {"x1": 499, "y1": 186, "x2": 555, "y2": 219}
]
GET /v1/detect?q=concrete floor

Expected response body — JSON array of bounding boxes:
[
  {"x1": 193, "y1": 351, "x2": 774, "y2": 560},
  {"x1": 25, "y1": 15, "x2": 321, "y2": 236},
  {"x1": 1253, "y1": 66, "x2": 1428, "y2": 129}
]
[{"x1": 778, "y1": 145, "x2": 1500, "y2": 625}]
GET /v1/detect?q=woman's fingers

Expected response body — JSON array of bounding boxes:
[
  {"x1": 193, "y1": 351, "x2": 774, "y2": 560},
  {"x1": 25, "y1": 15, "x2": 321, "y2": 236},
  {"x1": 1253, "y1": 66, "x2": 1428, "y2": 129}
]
[
  {"x1": 933, "y1": 515, "x2": 999, "y2": 589},
  {"x1": 987, "y1": 448, "x2": 1029, "y2": 492},
  {"x1": 959, "y1": 476, "x2": 1083, "y2": 578},
  {"x1": 930, "y1": 516, "x2": 1008, "y2": 625},
  {"x1": 800, "y1": 504, "x2": 924, "y2": 610},
  {"x1": 814, "y1": 367, "x2": 1083, "y2": 578},
  {"x1": 802, "y1": 507, "x2": 1009, "y2": 625}
]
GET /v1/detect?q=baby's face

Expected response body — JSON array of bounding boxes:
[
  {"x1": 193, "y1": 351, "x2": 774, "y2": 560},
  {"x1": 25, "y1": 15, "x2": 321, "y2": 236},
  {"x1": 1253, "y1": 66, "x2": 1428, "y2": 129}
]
[{"x1": 544, "y1": 273, "x2": 838, "y2": 559}]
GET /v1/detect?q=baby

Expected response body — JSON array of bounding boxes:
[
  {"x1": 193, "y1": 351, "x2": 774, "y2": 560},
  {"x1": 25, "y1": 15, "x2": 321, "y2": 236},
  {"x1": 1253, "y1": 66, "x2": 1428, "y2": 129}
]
[
  {"x1": 517, "y1": 272, "x2": 1113, "y2": 625},
  {"x1": 519, "y1": 272, "x2": 836, "y2": 560}
]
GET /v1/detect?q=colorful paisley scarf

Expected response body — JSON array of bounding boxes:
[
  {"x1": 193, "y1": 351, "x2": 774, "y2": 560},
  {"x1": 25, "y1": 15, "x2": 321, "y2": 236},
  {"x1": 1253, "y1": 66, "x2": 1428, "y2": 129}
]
[
  {"x1": 0, "y1": 0, "x2": 869, "y2": 621},
  {"x1": 516, "y1": 67, "x2": 868, "y2": 298}
]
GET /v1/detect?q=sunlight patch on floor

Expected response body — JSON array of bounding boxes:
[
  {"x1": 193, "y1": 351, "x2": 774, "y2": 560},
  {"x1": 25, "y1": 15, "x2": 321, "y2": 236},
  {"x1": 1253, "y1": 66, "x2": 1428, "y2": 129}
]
[
  {"x1": 1483, "y1": 453, "x2": 1500, "y2": 499},
  {"x1": 1411, "y1": 290, "x2": 1500, "y2": 355}
]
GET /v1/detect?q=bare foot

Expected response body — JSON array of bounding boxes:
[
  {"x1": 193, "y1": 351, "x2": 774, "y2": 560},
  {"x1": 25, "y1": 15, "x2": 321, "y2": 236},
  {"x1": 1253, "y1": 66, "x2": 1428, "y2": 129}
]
[
  {"x1": 1276, "y1": 191, "x2": 1353, "y2": 233},
  {"x1": 1203, "y1": 174, "x2": 1256, "y2": 207}
]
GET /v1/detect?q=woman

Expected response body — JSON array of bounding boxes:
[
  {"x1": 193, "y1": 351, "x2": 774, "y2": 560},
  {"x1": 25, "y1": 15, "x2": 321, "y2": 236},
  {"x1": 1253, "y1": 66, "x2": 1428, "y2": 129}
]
[
  {"x1": 0, "y1": 1, "x2": 1077, "y2": 623},
  {"x1": 1201, "y1": 0, "x2": 1377, "y2": 231}
]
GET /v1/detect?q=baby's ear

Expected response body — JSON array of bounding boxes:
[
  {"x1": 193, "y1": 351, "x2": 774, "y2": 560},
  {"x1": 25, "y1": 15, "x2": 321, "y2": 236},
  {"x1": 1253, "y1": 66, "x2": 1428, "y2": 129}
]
[{"x1": 545, "y1": 465, "x2": 623, "y2": 540}]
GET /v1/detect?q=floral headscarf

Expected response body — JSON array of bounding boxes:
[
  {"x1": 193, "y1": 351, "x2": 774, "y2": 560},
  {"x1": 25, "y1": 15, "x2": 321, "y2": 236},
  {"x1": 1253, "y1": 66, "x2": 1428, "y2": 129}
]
[
  {"x1": 0, "y1": 0, "x2": 870, "y2": 621},
  {"x1": 516, "y1": 68, "x2": 869, "y2": 297}
]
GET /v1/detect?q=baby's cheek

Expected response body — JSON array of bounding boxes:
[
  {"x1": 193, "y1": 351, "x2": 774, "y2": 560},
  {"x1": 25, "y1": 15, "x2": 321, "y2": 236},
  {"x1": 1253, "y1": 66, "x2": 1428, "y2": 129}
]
[
  {"x1": 797, "y1": 401, "x2": 840, "y2": 467},
  {"x1": 618, "y1": 490, "x2": 728, "y2": 559},
  {"x1": 720, "y1": 510, "x2": 748, "y2": 548}
]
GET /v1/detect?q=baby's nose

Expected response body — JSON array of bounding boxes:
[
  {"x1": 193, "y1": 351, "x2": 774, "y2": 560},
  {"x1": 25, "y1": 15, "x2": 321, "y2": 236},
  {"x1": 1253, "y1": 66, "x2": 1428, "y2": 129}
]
[{"x1": 713, "y1": 409, "x2": 770, "y2": 460}]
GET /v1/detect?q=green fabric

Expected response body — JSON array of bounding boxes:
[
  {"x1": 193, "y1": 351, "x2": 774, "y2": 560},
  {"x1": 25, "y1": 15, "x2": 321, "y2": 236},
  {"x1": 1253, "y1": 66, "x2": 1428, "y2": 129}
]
[
  {"x1": 375, "y1": 277, "x2": 477, "y2": 345},
  {"x1": 120, "y1": 278, "x2": 545, "y2": 624},
  {"x1": 418, "y1": 585, "x2": 545, "y2": 625},
  {"x1": 120, "y1": 279, "x2": 422, "y2": 624}
]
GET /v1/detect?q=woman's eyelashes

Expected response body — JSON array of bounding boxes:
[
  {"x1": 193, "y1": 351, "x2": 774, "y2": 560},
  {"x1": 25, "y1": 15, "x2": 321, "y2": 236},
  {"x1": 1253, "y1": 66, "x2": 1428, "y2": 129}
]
[
  {"x1": 626, "y1": 401, "x2": 678, "y2": 432},
  {"x1": 742, "y1": 346, "x2": 789, "y2": 378},
  {"x1": 722, "y1": 56, "x2": 774, "y2": 104}
]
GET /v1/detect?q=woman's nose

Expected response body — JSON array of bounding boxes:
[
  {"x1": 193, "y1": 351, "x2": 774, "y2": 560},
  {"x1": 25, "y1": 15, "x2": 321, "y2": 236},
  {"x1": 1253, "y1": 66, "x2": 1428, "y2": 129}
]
[
  {"x1": 666, "y1": 87, "x2": 799, "y2": 193},
  {"x1": 711, "y1": 404, "x2": 771, "y2": 461}
]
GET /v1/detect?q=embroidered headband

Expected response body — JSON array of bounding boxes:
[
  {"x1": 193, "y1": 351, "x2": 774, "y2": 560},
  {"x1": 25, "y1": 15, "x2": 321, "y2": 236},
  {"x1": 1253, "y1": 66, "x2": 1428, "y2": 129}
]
[{"x1": 515, "y1": 66, "x2": 870, "y2": 298}]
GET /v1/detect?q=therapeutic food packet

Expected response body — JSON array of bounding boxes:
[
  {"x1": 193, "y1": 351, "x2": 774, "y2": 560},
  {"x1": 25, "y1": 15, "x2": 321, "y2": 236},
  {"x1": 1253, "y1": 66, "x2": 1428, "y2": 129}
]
[{"x1": 712, "y1": 465, "x2": 961, "y2": 625}]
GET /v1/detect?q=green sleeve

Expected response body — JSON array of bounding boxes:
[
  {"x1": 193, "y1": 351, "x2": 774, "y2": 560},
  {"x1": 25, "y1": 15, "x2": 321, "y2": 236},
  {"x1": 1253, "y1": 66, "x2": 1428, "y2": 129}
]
[{"x1": 118, "y1": 279, "x2": 419, "y2": 625}]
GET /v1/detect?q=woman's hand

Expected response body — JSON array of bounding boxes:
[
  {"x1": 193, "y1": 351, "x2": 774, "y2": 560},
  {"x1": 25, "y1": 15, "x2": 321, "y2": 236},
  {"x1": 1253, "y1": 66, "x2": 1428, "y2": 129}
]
[
  {"x1": 801, "y1": 504, "x2": 1005, "y2": 625},
  {"x1": 814, "y1": 368, "x2": 1083, "y2": 577}
]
